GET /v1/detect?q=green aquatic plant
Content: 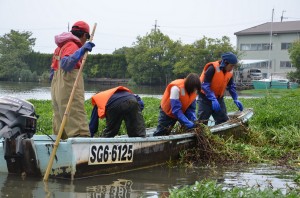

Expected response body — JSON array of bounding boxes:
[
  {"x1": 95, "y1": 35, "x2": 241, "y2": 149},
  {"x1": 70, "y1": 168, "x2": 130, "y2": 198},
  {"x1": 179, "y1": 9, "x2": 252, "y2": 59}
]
[{"x1": 169, "y1": 180, "x2": 300, "y2": 198}]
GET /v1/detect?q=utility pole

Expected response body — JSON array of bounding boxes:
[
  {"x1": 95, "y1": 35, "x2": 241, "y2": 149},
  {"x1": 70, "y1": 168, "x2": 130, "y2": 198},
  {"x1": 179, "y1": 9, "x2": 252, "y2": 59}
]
[
  {"x1": 281, "y1": 10, "x2": 287, "y2": 22},
  {"x1": 68, "y1": 22, "x2": 70, "y2": 31},
  {"x1": 267, "y1": 8, "x2": 274, "y2": 78},
  {"x1": 153, "y1": 20, "x2": 160, "y2": 32}
]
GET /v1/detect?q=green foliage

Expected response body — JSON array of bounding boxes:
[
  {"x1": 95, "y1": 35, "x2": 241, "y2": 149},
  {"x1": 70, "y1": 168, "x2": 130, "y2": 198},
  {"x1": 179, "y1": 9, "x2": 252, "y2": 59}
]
[
  {"x1": 29, "y1": 100, "x2": 53, "y2": 134},
  {"x1": 173, "y1": 36, "x2": 237, "y2": 78},
  {"x1": 141, "y1": 97, "x2": 160, "y2": 128},
  {"x1": 0, "y1": 29, "x2": 130, "y2": 82},
  {"x1": 112, "y1": 46, "x2": 130, "y2": 55},
  {"x1": 24, "y1": 52, "x2": 52, "y2": 76},
  {"x1": 126, "y1": 29, "x2": 179, "y2": 85},
  {"x1": 20, "y1": 69, "x2": 38, "y2": 82},
  {"x1": 169, "y1": 180, "x2": 300, "y2": 198},
  {"x1": 288, "y1": 40, "x2": 300, "y2": 81},
  {"x1": 85, "y1": 54, "x2": 129, "y2": 78},
  {"x1": 294, "y1": 172, "x2": 300, "y2": 184},
  {"x1": 126, "y1": 30, "x2": 238, "y2": 84},
  {"x1": 0, "y1": 28, "x2": 239, "y2": 85},
  {"x1": 0, "y1": 30, "x2": 35, "y2": 81},
  {"x1": 245, "y1": 93, "x2": 300, "y2": 129}
]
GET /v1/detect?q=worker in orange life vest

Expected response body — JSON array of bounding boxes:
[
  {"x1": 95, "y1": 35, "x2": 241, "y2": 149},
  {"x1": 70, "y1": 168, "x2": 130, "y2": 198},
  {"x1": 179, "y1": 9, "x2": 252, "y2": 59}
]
[
  {"x1": 89, "y1": 86, "x2": 146, "y2": 138},
  {"x1": 153, "y1": 73, "x2": 201, "y2": 136},
  {"x1": 198, "y1": 52, "x2": 243, "y2": 125},
  {"x1": 50, "y1": 21, "x2": 95, "y2": 139}
]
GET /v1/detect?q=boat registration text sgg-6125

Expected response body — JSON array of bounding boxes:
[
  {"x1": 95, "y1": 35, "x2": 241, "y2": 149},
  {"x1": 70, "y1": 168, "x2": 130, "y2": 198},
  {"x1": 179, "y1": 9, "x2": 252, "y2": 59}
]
[{"x1": 89, "y1": 143, "x2": 134, "y2": 165}]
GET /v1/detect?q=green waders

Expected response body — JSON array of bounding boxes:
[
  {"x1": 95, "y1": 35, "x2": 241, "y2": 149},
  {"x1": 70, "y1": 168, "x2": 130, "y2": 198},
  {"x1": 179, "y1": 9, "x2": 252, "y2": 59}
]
[{"x1": 51, "y1": 68, "x2": 90, "y2": 139}]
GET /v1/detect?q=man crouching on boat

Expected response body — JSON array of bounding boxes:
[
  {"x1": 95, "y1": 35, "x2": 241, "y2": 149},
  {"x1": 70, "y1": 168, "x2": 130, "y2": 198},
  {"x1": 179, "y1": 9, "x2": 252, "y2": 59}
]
[
  {"x1": 89, "y1": 86, "x2": 146, "y2": 138},
  {"x1": 153, "y1": 73, "x2": 201, "y2": 136},
  {"x1": 197, "y1": 52, "x2": 243, "y2": 125}
]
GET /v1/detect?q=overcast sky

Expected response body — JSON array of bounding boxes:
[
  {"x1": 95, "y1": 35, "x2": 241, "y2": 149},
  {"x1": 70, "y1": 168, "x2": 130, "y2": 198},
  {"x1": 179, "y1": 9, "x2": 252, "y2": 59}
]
[{"x1": 1, "y1": 0, "x2": 299, "y2": 55}]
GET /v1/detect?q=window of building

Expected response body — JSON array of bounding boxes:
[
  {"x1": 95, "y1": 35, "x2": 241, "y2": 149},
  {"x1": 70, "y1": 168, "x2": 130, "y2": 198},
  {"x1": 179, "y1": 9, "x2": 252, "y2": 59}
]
[
  {"x1": 245, "y1": 61, "x2": 270, "y2": 69},
  {"x1": 280, "y1": 61, "x2": 292, "y2": 68},
  {"x1": 240, "y1": 43, "x2": 272, "y2": 51},
  {"x1": 281, "y1": 43, "x2": 291, "y2": 50},
  {"x1": 262, "y1": 43, "x2": 272, "y2": 50},
  {"x1": 240, "y1": 44, "x2": 250, "y2": 51}
]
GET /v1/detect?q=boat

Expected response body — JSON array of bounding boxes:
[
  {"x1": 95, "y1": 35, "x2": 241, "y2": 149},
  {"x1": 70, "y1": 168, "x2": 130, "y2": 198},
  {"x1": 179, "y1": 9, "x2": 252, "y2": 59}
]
[
  {"x1": 0, "y1": 96, "x2": 253, "y2": 180},
  {"x1": 252, "y1": 76, "x2": 299, "y2": 89}
]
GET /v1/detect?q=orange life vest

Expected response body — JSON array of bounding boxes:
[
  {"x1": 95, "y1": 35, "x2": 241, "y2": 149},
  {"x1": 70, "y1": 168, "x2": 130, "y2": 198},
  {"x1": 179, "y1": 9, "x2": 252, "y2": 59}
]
[
  {"x1": 200, "y1": 61, "x2": 233, "y2": 98},
  {"x1": 161, "y1": 79, "x2": 197, "y2": 118},
  {"x1": 51, "y1": 41, "x2": 82, "y2": 71},
  {"x1": 91, "y1": 86, "x2": 132, "y2": 119}
]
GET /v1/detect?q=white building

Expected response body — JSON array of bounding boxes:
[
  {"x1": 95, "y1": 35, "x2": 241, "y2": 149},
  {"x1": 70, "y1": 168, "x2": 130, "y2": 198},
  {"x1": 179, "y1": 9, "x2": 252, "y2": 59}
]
[{"x1": 235, "y1": 20, "x2": 300, "y2": 78}]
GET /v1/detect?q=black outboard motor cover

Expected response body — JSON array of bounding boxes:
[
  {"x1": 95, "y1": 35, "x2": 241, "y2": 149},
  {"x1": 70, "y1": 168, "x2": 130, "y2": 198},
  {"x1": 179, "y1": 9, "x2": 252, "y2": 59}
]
[
  {"x1": 0, "y1": 96, "x2": 37, "y2": 139},
  {"x1": 0, "y1": 96, "x2": 39, "y2": 175}
]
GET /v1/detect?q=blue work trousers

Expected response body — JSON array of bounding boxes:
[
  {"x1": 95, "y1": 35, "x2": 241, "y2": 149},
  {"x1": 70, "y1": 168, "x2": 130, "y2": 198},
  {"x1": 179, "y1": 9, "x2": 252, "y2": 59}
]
[{"x1": 197, "y1": 95, "x2": 229, "y2": 125}]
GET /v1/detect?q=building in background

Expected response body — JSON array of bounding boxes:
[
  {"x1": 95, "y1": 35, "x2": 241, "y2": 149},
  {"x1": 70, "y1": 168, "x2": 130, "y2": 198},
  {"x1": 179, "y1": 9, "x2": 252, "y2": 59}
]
[{"x1": 235, "y1": 20, "x2": 300, "y2": 79}]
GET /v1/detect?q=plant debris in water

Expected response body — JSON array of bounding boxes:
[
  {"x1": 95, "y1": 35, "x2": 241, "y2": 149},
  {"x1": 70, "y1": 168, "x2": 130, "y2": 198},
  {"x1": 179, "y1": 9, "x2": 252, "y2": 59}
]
[{"x1": 176, "y1": 121, "x2": 251, "y2": 165}]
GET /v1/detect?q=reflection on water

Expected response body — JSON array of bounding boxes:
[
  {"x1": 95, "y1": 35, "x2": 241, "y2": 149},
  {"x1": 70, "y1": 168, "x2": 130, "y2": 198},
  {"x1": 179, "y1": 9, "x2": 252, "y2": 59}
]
[
  {"x1": 0, "y1": 164, "x2": 298, "y2": 197},
  {"x1": 0, "y1": 81, "x2": 165, "y2": 100},
  {"x1": 220, "y1": 164, "x2": 298, "y2": 194}
]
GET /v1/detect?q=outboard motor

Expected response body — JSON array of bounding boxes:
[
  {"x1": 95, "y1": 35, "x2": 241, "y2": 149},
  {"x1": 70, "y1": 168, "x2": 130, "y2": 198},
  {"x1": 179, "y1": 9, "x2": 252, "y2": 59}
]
[
  {"x1": 0, "y1": 96, "x2": 37, "y2": 140},
  {"x1": 0, "y1": 96, "x2": 39, "y2": 175}
]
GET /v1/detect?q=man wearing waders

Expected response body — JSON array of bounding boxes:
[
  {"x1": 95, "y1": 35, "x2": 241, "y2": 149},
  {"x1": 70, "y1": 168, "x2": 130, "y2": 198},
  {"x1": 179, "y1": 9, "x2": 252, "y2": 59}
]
[{"x1": 50, "y1": 21, "x2": 95, "y2": 139}]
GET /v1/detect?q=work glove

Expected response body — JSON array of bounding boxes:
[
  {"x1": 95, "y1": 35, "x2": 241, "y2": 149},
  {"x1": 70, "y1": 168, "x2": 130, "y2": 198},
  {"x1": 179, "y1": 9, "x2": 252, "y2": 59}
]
[
  {"x1": 184, "y1": 119, "x2": 196, "y2": 129},
  {"x1": 212, "y1": 99, "x2": 221, "y2": 112},
  {"x1": 234, "y1": 100, "x2": 244, "y2": 111},
  {"x1": 82, "y1": 42, "x2": 95, "y2": 53},
  {"x1": 202, "y1": 82, "x2": 221, "y2": 112},
  {"x1": 61, "y1": 42, "x2": 95, "y2": 72},
  {"x1": 185, "y1": 100, "x2": 197, "y2": 121},
  {"x1": 227, "y1": 83, "x2": 243, "y2": 111},
  {"x1": 171, "y1": 99, "x2": 195, "y2": 129},
  {"x1": 73, "y1": 42, "x2": 95, "y2": 61}
]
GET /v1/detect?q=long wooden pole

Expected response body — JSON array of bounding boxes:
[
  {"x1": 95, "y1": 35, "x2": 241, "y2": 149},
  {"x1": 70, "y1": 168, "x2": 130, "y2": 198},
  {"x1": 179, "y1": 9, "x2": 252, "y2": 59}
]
[{"x1": 43, "y1": 23, "x2": 97, "y2": 181}]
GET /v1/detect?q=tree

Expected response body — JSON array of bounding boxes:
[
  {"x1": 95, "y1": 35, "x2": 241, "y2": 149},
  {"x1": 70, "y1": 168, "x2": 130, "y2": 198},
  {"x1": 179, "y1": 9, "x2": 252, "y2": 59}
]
[
  {"x1": 0, "y1": 30, "x2": 36, "y2": 81},
  {"x1": 173, "y1": 36, "x2": 238, "y2": 78},
  {"x1": 288, "y1": 40, "x2": 300, "y2": 81},
  {"x1": 113, "y1": 47, "x2": 130, "y2": 55},
  {"x1": 126, "y1": 29, "x2": 180, "y2": 85}
]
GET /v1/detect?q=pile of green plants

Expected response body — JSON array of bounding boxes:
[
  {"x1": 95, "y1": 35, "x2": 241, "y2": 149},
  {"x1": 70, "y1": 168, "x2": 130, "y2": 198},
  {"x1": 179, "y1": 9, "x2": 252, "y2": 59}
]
[{"x1": 168, "y1": 180, "x2": 299, "y2": 198}]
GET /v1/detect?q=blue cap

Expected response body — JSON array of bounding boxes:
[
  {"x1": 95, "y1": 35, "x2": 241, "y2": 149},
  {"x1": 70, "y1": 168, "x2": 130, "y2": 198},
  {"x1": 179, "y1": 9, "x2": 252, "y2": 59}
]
[{"x1": 220, "y1": 52, "x2": 238, "y2": 68}]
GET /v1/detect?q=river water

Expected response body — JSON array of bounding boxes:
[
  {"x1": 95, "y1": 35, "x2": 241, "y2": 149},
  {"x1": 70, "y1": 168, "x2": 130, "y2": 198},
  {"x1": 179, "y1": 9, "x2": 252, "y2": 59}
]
[
  {"x1": 0, "y1": 164, "x2": 298, "y2": 197},
  {"x1": 0, "y1": 81, "x2": 299, "y2": 197},
  {"x1": 0, "y1": 81, "x2": 165, "y2": 100}
]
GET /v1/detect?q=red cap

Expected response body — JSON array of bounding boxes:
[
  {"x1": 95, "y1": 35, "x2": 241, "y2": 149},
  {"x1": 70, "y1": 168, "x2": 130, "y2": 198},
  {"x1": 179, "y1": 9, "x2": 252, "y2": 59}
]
[{"x1": 71, "y1": 21, "x2": 90, "y2": 33}]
